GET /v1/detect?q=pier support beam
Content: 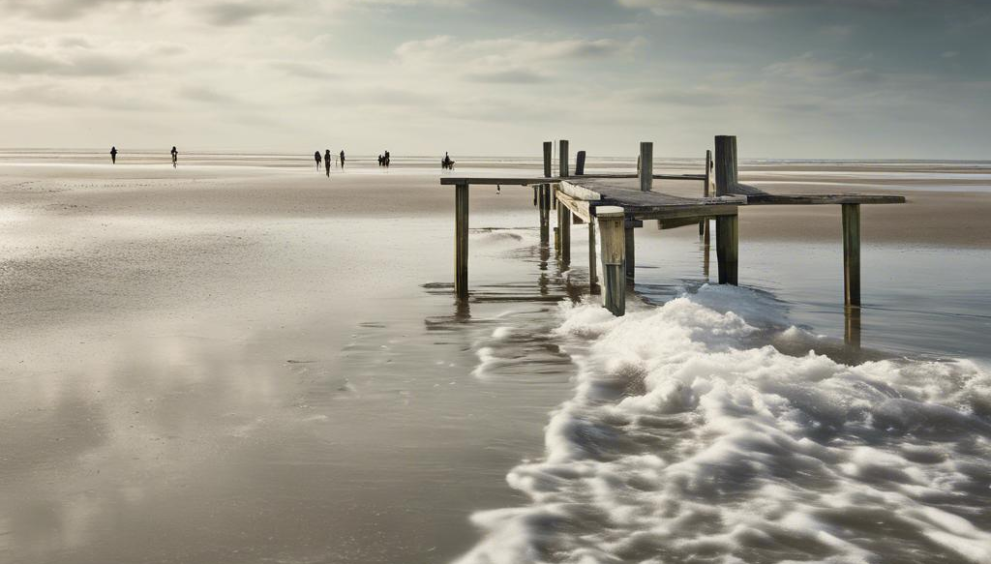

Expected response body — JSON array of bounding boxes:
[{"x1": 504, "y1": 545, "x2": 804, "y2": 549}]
[
  {"x1": 624, "y1": 224, "x2": 636, "y2": 280},
  {"x1": 538, "y1": 185, "x2": 550, "y2": 244},
  {"x1": 701, "y1": 149, "x2": 712, "y2": 236},
  {"x1": 842, "y1": 203, "x2": 861, "y2": 307},
  {"x1": 588, "y1": 222, "x2": 598, "y2": 290},
  {"x1": 714, "y1": 135, "x2": 738, "y2": 195},
  {"x1": 639, "y1": 142, "x2": 653, "y2": 192},
  {"x1": 597, "y1": 207, "x2": 626, "y2": 316},
  {"x1": 576, "y1": 151, "x2": 586, "y2": 175},
  {"x1": 455, "y1": 182, "x2": 469, "y2": 300},
  {"x1": 559, "y1": 201, "x2": 571, "y2": 265},
  {"x1": 559, "y1": 140, "x2": 570, "y2": 178},
  {"x1": 716, "y1": 214, "x2": 738, "y2": 285}
]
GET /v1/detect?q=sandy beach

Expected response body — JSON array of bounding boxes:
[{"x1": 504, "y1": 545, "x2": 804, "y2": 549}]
[{"x1": 2, "y1": 156, "x2": 990, "y2": 563}]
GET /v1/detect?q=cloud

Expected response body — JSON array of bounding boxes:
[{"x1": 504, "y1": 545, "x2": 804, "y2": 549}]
[
  {"x1": 616, "y1": 0, "x2": 980, "y2": 16},
  {"x1": 395, "y1": 35, "x2": 640, "y2": 84},
  {"x1": 0, "y1": 37, "x2": 181, "y2": 77},
  {"x1": 0, "y1": 0, "x2": 167, "y2": 21}
]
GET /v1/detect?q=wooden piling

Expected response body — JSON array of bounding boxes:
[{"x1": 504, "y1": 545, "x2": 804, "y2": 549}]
[
  {"x1": 716, "y1": 214, "x2": 738, "y2": 285},
  {"x1": 624, "y1": 223, "x2": 636, "y2": 280},
  {"x1": 576, "y1": 151, "x2": 586, "y2": 176},
  {"x1": 714, "y1": 136, "x2": 738, "y2": 196},
  {"x1": 597, "y1": 206, "x2": 626, "y2": 316},
  {"x1": 539, "y1": 185, "x2": 550, "y2": 244},
  {"x1": 700, "y1": 149, "x2": 712, "y2": 236},
  {"x1": 559, "y1": 200, "x2": 571, "y2": 265},
  {"x1": 639, "y1": 142, "x2": 653, "y2": 192},
  {"x1": 543, "y1": 142, "x2": 552, "y2": 178},
  {"x1": 588, "y1": 221, "x2": 598, "y2": 290},
  {"x1": 559, "y1": 140, "x2": 570, "y2": 178},
  {"x1": 842, "y1": 203, "x2": 861, "y2": 307},
  {"x1": 455, "y1": 183, "x2": 469, "y2": 300}
]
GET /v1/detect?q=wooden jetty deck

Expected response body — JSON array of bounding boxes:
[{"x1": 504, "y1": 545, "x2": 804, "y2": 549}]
[{"x1": 441, "y1": 135, "x2": 905, "y2": 326}]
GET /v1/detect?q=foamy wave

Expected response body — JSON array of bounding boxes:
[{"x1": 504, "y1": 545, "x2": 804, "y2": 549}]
[{"x1": 455, "y1": 286, "x2": 991, "y2": 563}]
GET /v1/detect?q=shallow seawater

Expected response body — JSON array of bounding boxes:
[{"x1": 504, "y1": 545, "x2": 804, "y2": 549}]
[{"x1": 1, "y1": 160, "x2": 990, "y2": 564}]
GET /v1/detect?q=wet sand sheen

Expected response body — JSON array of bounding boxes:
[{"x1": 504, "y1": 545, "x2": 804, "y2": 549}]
[{"x1": 1, "y1": 160, "x2": 989, "y2": 563}]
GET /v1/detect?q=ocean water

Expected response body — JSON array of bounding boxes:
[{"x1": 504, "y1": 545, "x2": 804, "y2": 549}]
[{"x1": 0, "y1": 155, "x2": 989, "y2": 563}]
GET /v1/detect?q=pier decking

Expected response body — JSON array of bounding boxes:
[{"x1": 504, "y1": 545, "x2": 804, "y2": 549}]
[{"x1": 442, "y1": 136, "x2": 905, "y2": 333}]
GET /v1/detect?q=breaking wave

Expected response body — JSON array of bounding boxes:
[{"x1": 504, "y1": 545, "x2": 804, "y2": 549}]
[{"x1": 456, "y1": 285, "x2": 991, "y2": 564}]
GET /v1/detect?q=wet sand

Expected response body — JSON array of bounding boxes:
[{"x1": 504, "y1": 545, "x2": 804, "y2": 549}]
[{"x1": 1, "y1": 159, "x2": 989, "y2": 563}]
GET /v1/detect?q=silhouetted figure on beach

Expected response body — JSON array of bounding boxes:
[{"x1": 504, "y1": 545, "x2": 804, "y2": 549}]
[
  {"x1": 340, "y1": 150, "x2": 345, "y2": 170},
  {"x1": 314, "y1": 151, "x2": 322, "y2": 171},
  {"x1": 442, "y1": 152, "x2": 455, "y2": 170},
  {"x1": 378, "y1": 154, "x2": 383, "y2": 167},
  {"x1": 384, "y1": 150, "x2": 391, "y2": 168},
  {"x1": 171, "y1": 146, "x2": 178, "y2": 168},
  {"x1": 324, "y1": 150, "x2": 331, "y2": 177},
  {"x1": 110, "y1": 146, "x2": 117, "y2": 164}
]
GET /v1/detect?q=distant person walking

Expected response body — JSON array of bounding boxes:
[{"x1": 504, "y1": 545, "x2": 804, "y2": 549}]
[
  {"x1": 339, "y1": 150, "x2": 345, "y2": 170},
  {"x1": 314, "y1": 151, "x2": 322, "y2": 171},
  {"x1": 171, "y1": 146, "x2": 178, "y2": 168},
  {"x1": 384, "y1": 150, "x2": 391, "y2": 169},
  {"x1": 324, "y1": 149, "x2": 331, "y2": 177},
  {"x1": 110, "y1": 146, "x2": 117, "y2": 164},
  {"x1": 442, "y1": 152, "x2": 454, "y2": 170}
]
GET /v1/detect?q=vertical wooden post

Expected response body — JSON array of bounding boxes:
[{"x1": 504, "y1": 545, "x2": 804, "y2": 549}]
[
  {"x1": 714, "y1": 136, "x2": 738, "y2": 196},
  {"x1": 715, "y1": 136, "x2": 739, "y2": 285},
  {"x1": 559, "y1": 200, "x2": 571, "y2": 265},
  {"x1": 575, "y1": 151, "x2": 586, "y2": 175},
  {"x1": 597, "y1": 206, "x2": 626, "y2": 316},
  {"x1": 559, "y1": 140, "x2": 569, "y2": 178},
  {"x1": 700, "y1": 149, "x2": 712, "y2": 236},
  {"x1": 455, "y1": 183, "x2": 469, "y2": 300},
  {"x1": 844, "y1": 306, "x2": 861, "y2": 349},
  {"x1": 716, "y1": 214, "x2": 738, "y2": 285},
  {"x1": 588, "y1": 221, "x2": 598, "y2": 290},
  {"x1": 543, "y1": 142, "x2": 552, "y2": 178},
  {"x1": 639, "y1": 142, "x2": 653, "y2": 192},
  {"x1": 624, "y1": 222, "x2": 636, "y2": 280},
  {"x1": 539, "y1": 185, "x2": 550, "y2": 244},
  {"x1": 842, "y1": 203, "x2": 861, "y2": 307}
]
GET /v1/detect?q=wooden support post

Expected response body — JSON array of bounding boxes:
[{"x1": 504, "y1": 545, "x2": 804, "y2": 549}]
[
  {"x1": 575, "y1": 151, "x2": 586, "y2": 175},
  {"x1": 539, "y1": 185, "x2": 550, "y2": 244},
  {"x1": 559, "y1": 201, "x2": 571, "y2": 266},
  {"x1": 588, "y1": 221, "x2": 598, "y2": 290},
  {"x1": 639, "y1": 142, "x2": 653, "y2": 192},
  {"x1": 716, "y1": 213, "x2": 738, "y2": 285},
  {"x1": 714, "y1": 136, "x2": 738, "y2": 196},
  {"x1": 543, "y1": 142, "x2": 552, "y2": 178},
  {"x1": 597, "y1": 206, "x2": 626, "y2": 316},
  {"x1": 700, "y1": 149, "x2": 712, "y2": 236},
  {"x1": 455, "y1": 183, "x2": 469, "y2": 300},
  {"x1": 624, "y1": 223, "x2": 636, "y2": 280},
  {"x1": 842, "y1": 203, "x2": 861, "y2": 307},
  {"x1": 559, "y1": 140, "x2": 569, "y2": 178}
]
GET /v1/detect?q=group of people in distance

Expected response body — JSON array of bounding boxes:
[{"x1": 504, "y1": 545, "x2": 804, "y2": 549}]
[
  {"x1": 109, "y1": 146, "x2": 179, "y2": 167},
  {"x1": 315, "y1": 149, "x2": 347, "y2": 177},
  {"x1": 109, "y1": 146, "x2": 455, "y2": 173}
]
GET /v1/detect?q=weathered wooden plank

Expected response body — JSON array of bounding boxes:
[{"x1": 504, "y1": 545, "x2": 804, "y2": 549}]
[
  {"x1": 640, "y1": 142, "x2": 653, "y2": 192},
  {"x1": 662, "y1": 216, "x2": 708, "y2": 230},
  {"x1": 843, "y1": 203, "x2": 861, "y2": 307},
  {"x1": 556, "y1": 190, "x2": 592, "y2": 222},
  {"x1": 746, "y1": 194, "x2": 906, "y2": 205},
  {"x1": 597, "y1": 206, "x2": 626, "y2": 316},
  {"x1": 630, "y1": 204, "x2": 739, "y2": 221},
  {"x1": 455, "y1": 183, "x2": 469, "y2": 300},
  {"x1": 716, "y1": 213, "x2": 738, "y2": 285}
]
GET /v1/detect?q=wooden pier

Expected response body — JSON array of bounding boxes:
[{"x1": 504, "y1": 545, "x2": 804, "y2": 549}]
[{"x1": 442, "y1": 135, "x2": 905, "y2": 324}]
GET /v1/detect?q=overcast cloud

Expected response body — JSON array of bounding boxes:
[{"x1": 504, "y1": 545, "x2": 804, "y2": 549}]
[{"x1": 0, "y1": 0, "x2": 988, "y2": 157}]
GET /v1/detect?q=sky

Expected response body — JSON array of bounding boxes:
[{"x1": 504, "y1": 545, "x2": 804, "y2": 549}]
[{"x1": 1, "y1": 0, "x2": 989, "y2": 158}]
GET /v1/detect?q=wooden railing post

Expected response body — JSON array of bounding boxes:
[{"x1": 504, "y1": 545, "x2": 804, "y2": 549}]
[
  {"x1": 700, "y1": 149, "x2": 712, "y2": 236},
  {"x1": 540, "y1": 142, "x2": 552, "y2": 245},
  {"x1": 714, "y1": 135, "x2": 737, "y2": 196},
  {"x1": 597, "y1": 206, "x2": 626, "y2": 316},
  {"x1": 843, "y1": 203, "x2": 861, "y2": 307},
  {"x1": 588, "y1": 221, "x2": 598, "y2": 290},
  {"x1": 455, "y1": 183, "x2": 469, "y2": 300},
  {"x1": 639, "y1": 142, "x2": 653, "y2": 192},
  {"x1": 559, "y1": 140, "x2": 569, "y2": 177},
  {"x1": 575, "y1": 151, "x2": 586, "y2": 175}
]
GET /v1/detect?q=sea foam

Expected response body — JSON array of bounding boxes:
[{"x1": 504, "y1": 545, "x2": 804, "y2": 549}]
[{"x1": 456, "y1": 285, "x2": 991, "y2": 563}]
